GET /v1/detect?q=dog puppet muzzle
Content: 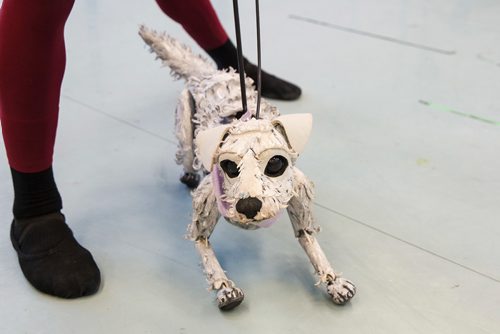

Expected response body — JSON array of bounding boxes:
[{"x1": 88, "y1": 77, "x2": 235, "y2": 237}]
[{"x1": 211, "y1": 165, "x2": 282, "y2": 229}]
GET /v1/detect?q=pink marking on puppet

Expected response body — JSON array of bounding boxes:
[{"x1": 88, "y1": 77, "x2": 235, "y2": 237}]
[
  {"x1": 239, "y1": 109, "x2": 254, "y2": 121},
  {"x1": 212, "y1": 165, "x2": 230, "y2": 215}
]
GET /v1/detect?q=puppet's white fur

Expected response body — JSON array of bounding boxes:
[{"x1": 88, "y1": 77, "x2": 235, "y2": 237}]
[{"x1": 139, "y1": 25, "x2": 356, "y2": 309}]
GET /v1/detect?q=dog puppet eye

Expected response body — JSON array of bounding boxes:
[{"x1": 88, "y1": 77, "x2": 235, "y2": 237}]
[
  {"x1": 220, "y1": 160, "x2": 240, "y2": 178},
  {"x1": 265, "y1": 155, "x2": 288, "y2": 177}
]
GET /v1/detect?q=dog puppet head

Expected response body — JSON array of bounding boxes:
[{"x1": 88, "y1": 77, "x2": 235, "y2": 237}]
[{"x1": 195, "y1": 114, "x2": 312, "y2": 229}]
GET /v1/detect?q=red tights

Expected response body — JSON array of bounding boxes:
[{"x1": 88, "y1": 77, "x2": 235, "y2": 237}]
[{"x1": 0, "y1": 0, "x2": 228, "y2": 172}]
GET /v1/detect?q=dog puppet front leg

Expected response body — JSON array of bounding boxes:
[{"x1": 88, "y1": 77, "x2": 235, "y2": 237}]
[
  {"x1": 287, "y1": 168, "x2": 356, "y2": 305},
  {"x1": 188, "y1": 175, "x2": 244, "y2": 310}
]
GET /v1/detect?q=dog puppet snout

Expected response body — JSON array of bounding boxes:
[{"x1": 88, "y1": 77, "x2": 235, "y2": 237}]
[{"x1": 236, "y1": 197, "x2": 262, "y2": 219}]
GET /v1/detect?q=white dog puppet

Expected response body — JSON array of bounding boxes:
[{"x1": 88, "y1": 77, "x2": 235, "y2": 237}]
[{"x1": 139, "y1": 26, "x2": 356, "y2": 310}]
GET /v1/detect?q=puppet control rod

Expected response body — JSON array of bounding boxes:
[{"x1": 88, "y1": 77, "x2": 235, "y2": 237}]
[{"x1": 232, "y1": 0, "x2": 262, "y2": 119}]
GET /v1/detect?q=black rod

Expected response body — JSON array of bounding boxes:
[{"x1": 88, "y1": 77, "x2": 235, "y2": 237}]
[
  {"x1": 232, "y1": 0, "x2": 247, "y2": 114},
  {"x1": 255, "y1": 0, "x2": 262, "y2": 119}
]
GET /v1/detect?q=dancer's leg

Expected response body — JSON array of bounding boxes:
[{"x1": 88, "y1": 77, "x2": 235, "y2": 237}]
[
  {"x1": 0, "y1": 0, "x2": 100, "y2": 298},
  {"x1": 155, "y1": 0, "x2": 302, "y2": 100}
]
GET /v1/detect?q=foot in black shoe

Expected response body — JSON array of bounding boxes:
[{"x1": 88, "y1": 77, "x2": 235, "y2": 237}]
[
  {"x1": 10, "y1": 212, "x2": 101, "y2": 298},
  {"x1": 207, "y1": 39, "x2": 302, "y2": 101},
  {"x1": 243, "y1": 59, "x2": 302, "y2": 101}
]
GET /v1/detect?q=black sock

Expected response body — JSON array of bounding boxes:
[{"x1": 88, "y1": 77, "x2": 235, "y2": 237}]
[
  {"x1": 207, "y1": 39, "x2": 302, "y2": 101},
  {"x1": 9, "y1": 167, "x2": 100, "y2": 298},
  {"x1": 206, "y1": 39, "x2": 240, "y2": 70},
  {"x1": 11, "y1": 167, "x2": 62, "y2": 219}
]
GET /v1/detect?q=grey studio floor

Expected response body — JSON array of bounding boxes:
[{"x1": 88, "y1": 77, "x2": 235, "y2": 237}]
[{"x1": 1, "y1": 0, "x2": 499, "y2": 333}]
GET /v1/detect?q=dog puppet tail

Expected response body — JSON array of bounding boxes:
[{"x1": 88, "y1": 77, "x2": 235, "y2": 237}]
[{"x1": 139, "y1": 25, "x2": 216, "y2": 80}]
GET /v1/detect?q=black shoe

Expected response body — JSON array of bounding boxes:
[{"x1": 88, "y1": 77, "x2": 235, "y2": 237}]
[
  {"x1": 10, "y1": 212, "x2": 101, "y2": 298},
  {"x1": 207, "y1": 39, "x2": 302, "y2": 101},
  {"x1": 244, "y1": 59, "x2": 302, "y2": 101}
]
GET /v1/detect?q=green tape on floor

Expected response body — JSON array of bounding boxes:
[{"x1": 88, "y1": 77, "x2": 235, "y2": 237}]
[{"x1": 419, "y1": 100, "x2": 500, "y2": 126}]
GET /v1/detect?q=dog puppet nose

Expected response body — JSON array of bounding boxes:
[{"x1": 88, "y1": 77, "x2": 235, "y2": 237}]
[{"x1": 236, "y1": 197, "x2": 262, "y2": 219}]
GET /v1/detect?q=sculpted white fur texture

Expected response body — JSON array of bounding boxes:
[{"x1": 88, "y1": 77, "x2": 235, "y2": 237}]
[{"x1": 139, "y1": 25, "x2": 356, "y2": 310}]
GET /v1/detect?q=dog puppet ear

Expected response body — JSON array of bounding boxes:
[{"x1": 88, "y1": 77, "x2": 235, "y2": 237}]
[
  {"x1": 272, "y1": 113, "x2": 313, "y2": 154},
  {"x1": 195, "y1": 124, "x2": 231, "y2": 170}
]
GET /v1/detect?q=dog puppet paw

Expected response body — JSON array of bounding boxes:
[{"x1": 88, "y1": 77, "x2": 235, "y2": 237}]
[
  {"x1": 216, "y1": 286, "x2": 244, "y2": 311},
  {"x1": 327, "y1": 277, "x2": 356, "y2": 305},
  {"x1": 180, "y1": 172, "x2": 200, "y2": 189}
]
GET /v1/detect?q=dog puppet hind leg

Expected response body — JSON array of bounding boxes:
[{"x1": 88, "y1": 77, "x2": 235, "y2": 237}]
[
  {"x1": 287, "y1": 168, "x2": 356, "y2": 305},
  {"x1": 175, "y1": 88, "x2": 200, "y2": 188},
  {"x1": 187, "y1": 175, "x2": 244, "y2": 310}
]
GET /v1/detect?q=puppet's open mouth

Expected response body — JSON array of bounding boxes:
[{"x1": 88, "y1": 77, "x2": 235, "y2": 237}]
[
  {"x1": 251, "y1": 215, "x2": 279, "y2": 227},
  {"x1": 238, "y1": 210, "x2": 284, "y2": 228}
]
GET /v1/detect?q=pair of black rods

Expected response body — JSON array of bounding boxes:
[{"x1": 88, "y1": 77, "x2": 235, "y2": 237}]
[{"x1": 232, "y1": 0, "x2": 262, "y2": 119}]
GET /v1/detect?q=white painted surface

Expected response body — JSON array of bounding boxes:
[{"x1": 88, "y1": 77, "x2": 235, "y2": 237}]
[{"x1": 0, "y1": 0, "x2": 499, "y2": 333}]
